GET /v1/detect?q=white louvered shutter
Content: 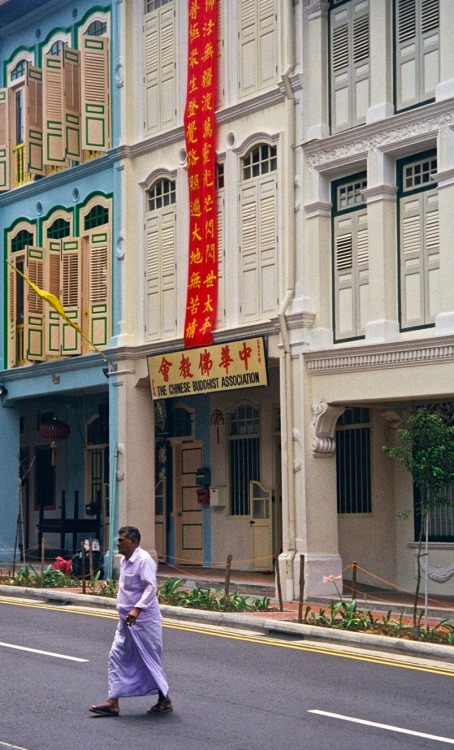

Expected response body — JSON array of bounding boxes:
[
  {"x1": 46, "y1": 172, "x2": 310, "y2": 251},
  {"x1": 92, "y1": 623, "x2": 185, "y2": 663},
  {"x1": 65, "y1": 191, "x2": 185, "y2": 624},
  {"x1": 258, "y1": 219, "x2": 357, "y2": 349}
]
[
  {"x1": 81, "y1": 36, "x2": 110, "y2": 151},
  {"x1": 61, "y1": 238, "x2": 82, "y2": 354},
  {"x1": 331, "y1": 0, "x2": 369, "y2": 133},
  {"x1": 215, "y1": 189, "x2": 225, "y2": 329},
  {"x1": 396, "y1": 0, "x2": 439, "y2": 110},
  {"x1": 239, "y1": 0, "x2": 277, "y2": 98},
  {"x1": 400, "y1": 193, "x2": 425, "y2": 327},
  {"x1": 240, "y1": 174, "x2": 278, "y2": 323},
  {"x1": 143, "y1": 3, "x2": 176, "y2": 135},
  {"x1": 43, "y1": 53, "x2": 65, "y2": 165},
  {"x1": 145, "y1": 208, "x2": 177, "y2": 340},
  {"x1": 424, "y1": 191, "x2": 440, "y2": 322},
  {"x1": 0, "y1": 89, "x2": 10, "y2": 190},
  {"x1": 24, "y1": 246, "x2": 45, "y2": 361},
  {"x1": 334, "y1": 209, "x2": 369, "y2": 339}
]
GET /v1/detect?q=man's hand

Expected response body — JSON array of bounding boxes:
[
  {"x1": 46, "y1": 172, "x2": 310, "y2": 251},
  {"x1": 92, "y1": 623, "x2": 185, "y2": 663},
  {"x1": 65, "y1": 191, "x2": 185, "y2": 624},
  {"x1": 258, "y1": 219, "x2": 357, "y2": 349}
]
[{"x1": 125, "y1": 607, "x2": 141, "y2": 627}]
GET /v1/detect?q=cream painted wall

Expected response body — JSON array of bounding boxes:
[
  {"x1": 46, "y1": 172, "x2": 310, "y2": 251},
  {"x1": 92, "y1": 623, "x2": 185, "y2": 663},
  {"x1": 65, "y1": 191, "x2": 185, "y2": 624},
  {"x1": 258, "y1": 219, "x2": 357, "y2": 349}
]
[{"x1": 338, "y1": 412, "x2": 397, "y2": 588}]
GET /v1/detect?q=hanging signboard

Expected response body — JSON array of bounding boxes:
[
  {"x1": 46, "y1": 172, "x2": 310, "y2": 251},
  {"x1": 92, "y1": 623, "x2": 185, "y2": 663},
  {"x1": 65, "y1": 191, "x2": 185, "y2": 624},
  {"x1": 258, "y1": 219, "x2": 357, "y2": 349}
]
[{"x1": 148, "y1": 337, "x2": 268, "y2": 400}]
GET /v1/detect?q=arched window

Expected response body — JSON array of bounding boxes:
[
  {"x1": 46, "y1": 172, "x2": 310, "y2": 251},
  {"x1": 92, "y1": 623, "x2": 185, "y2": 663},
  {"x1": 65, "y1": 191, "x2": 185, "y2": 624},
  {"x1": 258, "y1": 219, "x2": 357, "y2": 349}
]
[
  {"x1": 84, "y1": 204, "x2": 109, "y2": 230},
  {"x1": 147, "y1": 178, "x2": 176, "y2": 211},
  {"x1": 228, "y1": 404, "x2": 260, "y2": 515},
  {"x1": 47, "y1": 218, "x2": 70, "y2": 239},
  {"x1": 146, "y1": 0, "x2": 173, "y2": 12},
  {"x1": 48, "y1": 40, "x2": 67, "y2": 56},
  {"x1": 11, "y1": 59, "x2": 27, "y2": 82},
  {"x1": 242, "y1": 143, "x2": 277, "y2": 180},
  {"x1": 85, "y1": 20, "x2": 107, "y2": 36},
  {"x1": 11, "y1": 229, "x2": 33, "y2": 252}
]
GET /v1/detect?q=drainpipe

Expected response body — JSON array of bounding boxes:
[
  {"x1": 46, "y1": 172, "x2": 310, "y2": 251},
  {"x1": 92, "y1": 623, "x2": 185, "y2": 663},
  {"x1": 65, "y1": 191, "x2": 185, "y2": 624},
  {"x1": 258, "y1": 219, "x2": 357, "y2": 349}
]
[{"x1": 278, "y1": 51, "x2": 297, "y2": 600}]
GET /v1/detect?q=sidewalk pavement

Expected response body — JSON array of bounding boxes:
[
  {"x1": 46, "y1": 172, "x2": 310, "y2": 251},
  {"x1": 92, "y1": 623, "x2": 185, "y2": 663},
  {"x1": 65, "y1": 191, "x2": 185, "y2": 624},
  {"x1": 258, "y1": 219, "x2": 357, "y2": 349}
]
[{"x1": 1, "y1": 577, "x2": 454, "y2": 664}]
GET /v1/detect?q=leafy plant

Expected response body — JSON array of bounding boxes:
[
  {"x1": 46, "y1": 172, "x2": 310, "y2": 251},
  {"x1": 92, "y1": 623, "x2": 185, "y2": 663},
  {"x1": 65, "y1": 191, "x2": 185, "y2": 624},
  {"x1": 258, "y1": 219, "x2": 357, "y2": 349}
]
[
  {"x1": 157, "y1": 579, "x2": 272, "y2": 612},
  {"x1": 12, "y1": 563, "x2": 77, "y2": 588},
  {"x1": 96, "y1": 578, "x2": 117, "y2": 597}
]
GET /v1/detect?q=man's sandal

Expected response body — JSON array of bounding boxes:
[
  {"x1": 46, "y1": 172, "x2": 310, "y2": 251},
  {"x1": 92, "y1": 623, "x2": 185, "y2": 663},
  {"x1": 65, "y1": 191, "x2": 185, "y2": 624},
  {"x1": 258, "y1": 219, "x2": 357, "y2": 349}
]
[
  {"x1": 147, "y1": 697, "x2": 173, "y2": 715},
  {"x1": 89, "y1": 703, "x2": 120, "y2": 717}
]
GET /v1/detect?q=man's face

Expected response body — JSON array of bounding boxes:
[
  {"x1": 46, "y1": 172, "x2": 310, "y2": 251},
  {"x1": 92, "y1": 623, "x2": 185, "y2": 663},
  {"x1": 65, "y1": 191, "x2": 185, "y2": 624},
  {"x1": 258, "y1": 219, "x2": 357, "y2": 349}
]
[{"x1": 117, "y1": 534, "x2": 136, "y2": 559}]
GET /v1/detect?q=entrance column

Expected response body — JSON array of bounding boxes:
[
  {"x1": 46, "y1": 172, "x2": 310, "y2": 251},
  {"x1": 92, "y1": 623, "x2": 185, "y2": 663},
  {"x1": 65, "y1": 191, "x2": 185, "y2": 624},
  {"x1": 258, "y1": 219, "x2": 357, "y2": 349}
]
[
  {"x1": 109, "y1": 359, "x2": 156, "y2": 557},
  {"x1": 0, "y1": 402, "x2": 21, "y2": 561}
]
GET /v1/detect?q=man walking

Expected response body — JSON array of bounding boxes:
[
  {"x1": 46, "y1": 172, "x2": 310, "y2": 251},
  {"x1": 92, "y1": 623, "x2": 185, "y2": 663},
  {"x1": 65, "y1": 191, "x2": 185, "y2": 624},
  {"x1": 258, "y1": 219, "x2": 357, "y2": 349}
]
[{"x1": 90, "y1": 526, "x2": 172, "y2": 717}]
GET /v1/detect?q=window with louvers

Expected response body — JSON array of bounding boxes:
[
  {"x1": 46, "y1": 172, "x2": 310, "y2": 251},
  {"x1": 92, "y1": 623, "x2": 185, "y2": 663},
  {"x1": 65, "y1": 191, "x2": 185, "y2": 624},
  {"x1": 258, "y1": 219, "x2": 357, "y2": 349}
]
[
  {"x1": 332, "y1": 174, "x2": 369, "y2": 341},
  {"x1": 330, "y1": 0, "x2": 370, "y2": 133},
  {"x1": 395, "y1": 0, "x2": 439, "y2": 111},
  {"x1": 398, "y1": 152, "x2": 439, "y2": 329}
]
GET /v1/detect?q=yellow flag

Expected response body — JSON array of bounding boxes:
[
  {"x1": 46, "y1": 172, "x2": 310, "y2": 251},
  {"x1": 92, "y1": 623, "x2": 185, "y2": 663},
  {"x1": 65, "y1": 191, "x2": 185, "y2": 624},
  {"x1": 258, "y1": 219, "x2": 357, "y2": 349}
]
[{"x1": 6, "y1": 259, "x2": 81, "y2": 334}]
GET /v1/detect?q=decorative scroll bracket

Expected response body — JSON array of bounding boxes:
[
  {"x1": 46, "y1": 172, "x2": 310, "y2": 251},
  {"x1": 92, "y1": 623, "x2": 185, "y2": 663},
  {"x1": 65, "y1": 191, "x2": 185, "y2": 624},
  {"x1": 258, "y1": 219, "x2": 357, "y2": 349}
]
[{"x1": 311, "y1": 400, "x2": 345, "y2": 457}]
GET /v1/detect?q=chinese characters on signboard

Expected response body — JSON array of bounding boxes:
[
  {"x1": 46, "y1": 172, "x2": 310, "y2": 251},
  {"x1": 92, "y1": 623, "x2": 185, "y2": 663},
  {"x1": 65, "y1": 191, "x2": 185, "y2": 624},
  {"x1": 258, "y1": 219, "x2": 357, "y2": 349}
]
[
  {"x1": 183, "y1": 0, "x2": 218, "y2": 348},
  {"x1": 148, "y1": 338, "x2": 268, "y2": 400}
]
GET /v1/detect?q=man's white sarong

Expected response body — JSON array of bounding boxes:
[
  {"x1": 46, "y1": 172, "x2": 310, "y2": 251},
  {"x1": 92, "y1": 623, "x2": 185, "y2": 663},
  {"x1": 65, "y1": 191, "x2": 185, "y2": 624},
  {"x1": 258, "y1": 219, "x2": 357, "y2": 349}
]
[{"x1": 108, "y1": 547, "x2": 169, "y2": 699}]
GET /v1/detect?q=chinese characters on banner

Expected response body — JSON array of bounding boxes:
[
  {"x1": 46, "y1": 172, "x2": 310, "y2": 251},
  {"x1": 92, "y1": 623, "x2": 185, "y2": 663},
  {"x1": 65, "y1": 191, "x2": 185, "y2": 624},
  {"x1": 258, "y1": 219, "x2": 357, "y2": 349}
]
[
  {"x1": 148, "y1": 337, "x2": 268, "y2": 400},
  {"x1": 183, "y1": 0, "x2": 218, "y2": 348}
]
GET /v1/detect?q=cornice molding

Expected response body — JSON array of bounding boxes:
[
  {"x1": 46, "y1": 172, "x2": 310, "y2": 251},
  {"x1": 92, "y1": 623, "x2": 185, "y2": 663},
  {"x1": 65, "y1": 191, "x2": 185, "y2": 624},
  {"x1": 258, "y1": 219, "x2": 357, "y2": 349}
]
[
  {"x1": 305, "y1": 337, "x2": 454, "y2": 375},
  {"x1": 303, "y1": 101, "x2": 454, "y2": 171}
]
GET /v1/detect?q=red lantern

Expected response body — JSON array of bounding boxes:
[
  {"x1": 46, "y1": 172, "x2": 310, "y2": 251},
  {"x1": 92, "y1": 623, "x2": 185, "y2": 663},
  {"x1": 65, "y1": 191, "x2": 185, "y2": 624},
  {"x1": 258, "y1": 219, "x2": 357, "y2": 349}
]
[
  {"x1": 38, "y1": 419, "x2": 70, "y2": 441},
  {"x1": 39, "y1": 419, "x2": 70, "y2": 465}
]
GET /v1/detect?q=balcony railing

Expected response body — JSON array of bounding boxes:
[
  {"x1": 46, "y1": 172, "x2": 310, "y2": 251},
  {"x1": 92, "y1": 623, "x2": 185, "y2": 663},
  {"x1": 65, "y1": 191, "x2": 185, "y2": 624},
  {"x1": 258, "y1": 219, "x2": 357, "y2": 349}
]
[{"x1": 12, "y1": 144, "x2": 32, "y2": 187}]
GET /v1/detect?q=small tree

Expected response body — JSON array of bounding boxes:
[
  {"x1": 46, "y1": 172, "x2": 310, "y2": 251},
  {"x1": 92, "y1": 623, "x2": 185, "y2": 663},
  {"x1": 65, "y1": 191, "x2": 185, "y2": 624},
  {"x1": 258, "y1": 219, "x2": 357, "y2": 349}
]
[{"x1": 383, "y1": 408, "x2": 454, "y2": 628}]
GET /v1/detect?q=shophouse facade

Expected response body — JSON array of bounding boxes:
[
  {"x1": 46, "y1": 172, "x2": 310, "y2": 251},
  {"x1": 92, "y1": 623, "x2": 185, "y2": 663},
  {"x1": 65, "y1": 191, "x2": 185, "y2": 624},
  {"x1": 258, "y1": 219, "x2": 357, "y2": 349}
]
[{"x1": 301, "y1": 0, "x2": 454, "y2": 598}]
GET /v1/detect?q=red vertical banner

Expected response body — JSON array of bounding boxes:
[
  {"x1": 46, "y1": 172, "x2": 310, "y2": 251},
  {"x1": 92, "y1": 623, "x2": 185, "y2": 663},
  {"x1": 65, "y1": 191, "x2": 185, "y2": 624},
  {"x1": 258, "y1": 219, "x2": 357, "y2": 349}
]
[{"x1": 184, "y1": 0, "x2": 217, "y2": 348}]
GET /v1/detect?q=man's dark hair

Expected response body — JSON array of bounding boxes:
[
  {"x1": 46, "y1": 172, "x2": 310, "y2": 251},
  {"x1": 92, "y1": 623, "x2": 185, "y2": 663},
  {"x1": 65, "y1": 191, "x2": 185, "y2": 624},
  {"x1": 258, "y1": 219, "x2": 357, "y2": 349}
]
[{"x1": 118, "y1": 525, "x2": 141, "y2": 544}]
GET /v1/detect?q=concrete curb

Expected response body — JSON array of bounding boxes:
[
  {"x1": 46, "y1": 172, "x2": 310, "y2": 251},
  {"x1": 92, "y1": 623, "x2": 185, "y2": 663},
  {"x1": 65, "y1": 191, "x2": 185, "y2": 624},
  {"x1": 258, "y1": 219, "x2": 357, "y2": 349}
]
[{"x1": 1, "y1": 585, "x2": 454, "y2": 662}]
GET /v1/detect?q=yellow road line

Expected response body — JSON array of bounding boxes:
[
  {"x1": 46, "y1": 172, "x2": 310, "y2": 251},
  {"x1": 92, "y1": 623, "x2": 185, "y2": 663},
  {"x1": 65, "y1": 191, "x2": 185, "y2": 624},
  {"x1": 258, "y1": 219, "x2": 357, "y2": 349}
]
[{"x1": 1, "y1": 596, "x2": 453, "y2": 677}]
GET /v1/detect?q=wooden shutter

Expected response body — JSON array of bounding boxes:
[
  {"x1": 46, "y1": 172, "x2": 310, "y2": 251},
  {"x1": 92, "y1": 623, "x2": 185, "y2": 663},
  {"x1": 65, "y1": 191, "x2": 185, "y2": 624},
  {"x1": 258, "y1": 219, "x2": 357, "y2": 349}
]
[
  {"x1": 63, "y1": 47, "x2": 81, "y2": 160},
  {"x1": 240, "y1": 174, "x2": 278, "y2": 323},
  {"x1": 24, "y1": 66, "x2": 44, "y2": 175},
  {"x1": 424, "y1": 191, "x2": 440, "y2": 321},
  {"x1": 61, "y1": 238, "x2": 82, "y2": 354},
  {"x1": 87, "y1": 229, "x2": 111, "y2": 347},
  {"x1": 240, "y1": 182, "x2": 259, "y2": 321},
  {"x1": 331, "y1": 0, "x2": 369, "y2": 133},
  {"x1": 7, "y1": 262, "x2": 17, "y2": 367},
  {"x1": 46, "y1": 240, "x2": 62, "y2": 355},
  {"x1": 396, "y1": 0, "x2": 439, "y2": 110},
  {"x1": 24, "y1": 246, "x2": 45, "y2": 361},
  {"x1": 334, "y1": 209, "x2": 369, "y2": 339},
  {"x1": 145, "y1": 208, "x2": 176, "y2": 340},
  {"x1": 239, "y1": 0, "x2": 277, "y2": 98},
  {"x1": 259, "y1": 0, "x2": 277, "y2": 89},
  {"x1": 143, "y1": 4, "x2": 176, "y2": 135},
  {"x1": 81, "y1": 36, "x2": 110, "y2": 151},
  {"x1": 400, "y1": 193, "x2": 424, "y2": 327},
  {"x1": 0, "y1": 89, "x2": 10, "y2": 190},
  {"x1": 214, "y1": 190, "x2": 225, "y2": 329},
  {"x1": 43, "y1": 53, "x2": 65, "y2": 165}
]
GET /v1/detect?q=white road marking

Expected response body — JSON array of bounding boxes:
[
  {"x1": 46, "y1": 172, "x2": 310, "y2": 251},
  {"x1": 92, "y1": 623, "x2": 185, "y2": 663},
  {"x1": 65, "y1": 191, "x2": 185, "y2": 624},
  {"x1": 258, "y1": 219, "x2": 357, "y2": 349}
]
[
  {"x1": 0, "y1": 742, "x2": 31, "y2": 749},
  {"x1": 308, "y1": 710, "x2": 454, "y2": 744},
  {"x1": 0, "y1": 641, "x2": 88, "y2": 662}
]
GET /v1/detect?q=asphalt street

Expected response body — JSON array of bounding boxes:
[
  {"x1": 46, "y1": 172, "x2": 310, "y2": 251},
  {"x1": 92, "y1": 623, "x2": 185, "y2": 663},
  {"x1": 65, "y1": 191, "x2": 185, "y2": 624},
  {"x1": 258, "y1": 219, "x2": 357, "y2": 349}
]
[{"x1": 1, "y1": 595, "x2": 454, "y2": 750}]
